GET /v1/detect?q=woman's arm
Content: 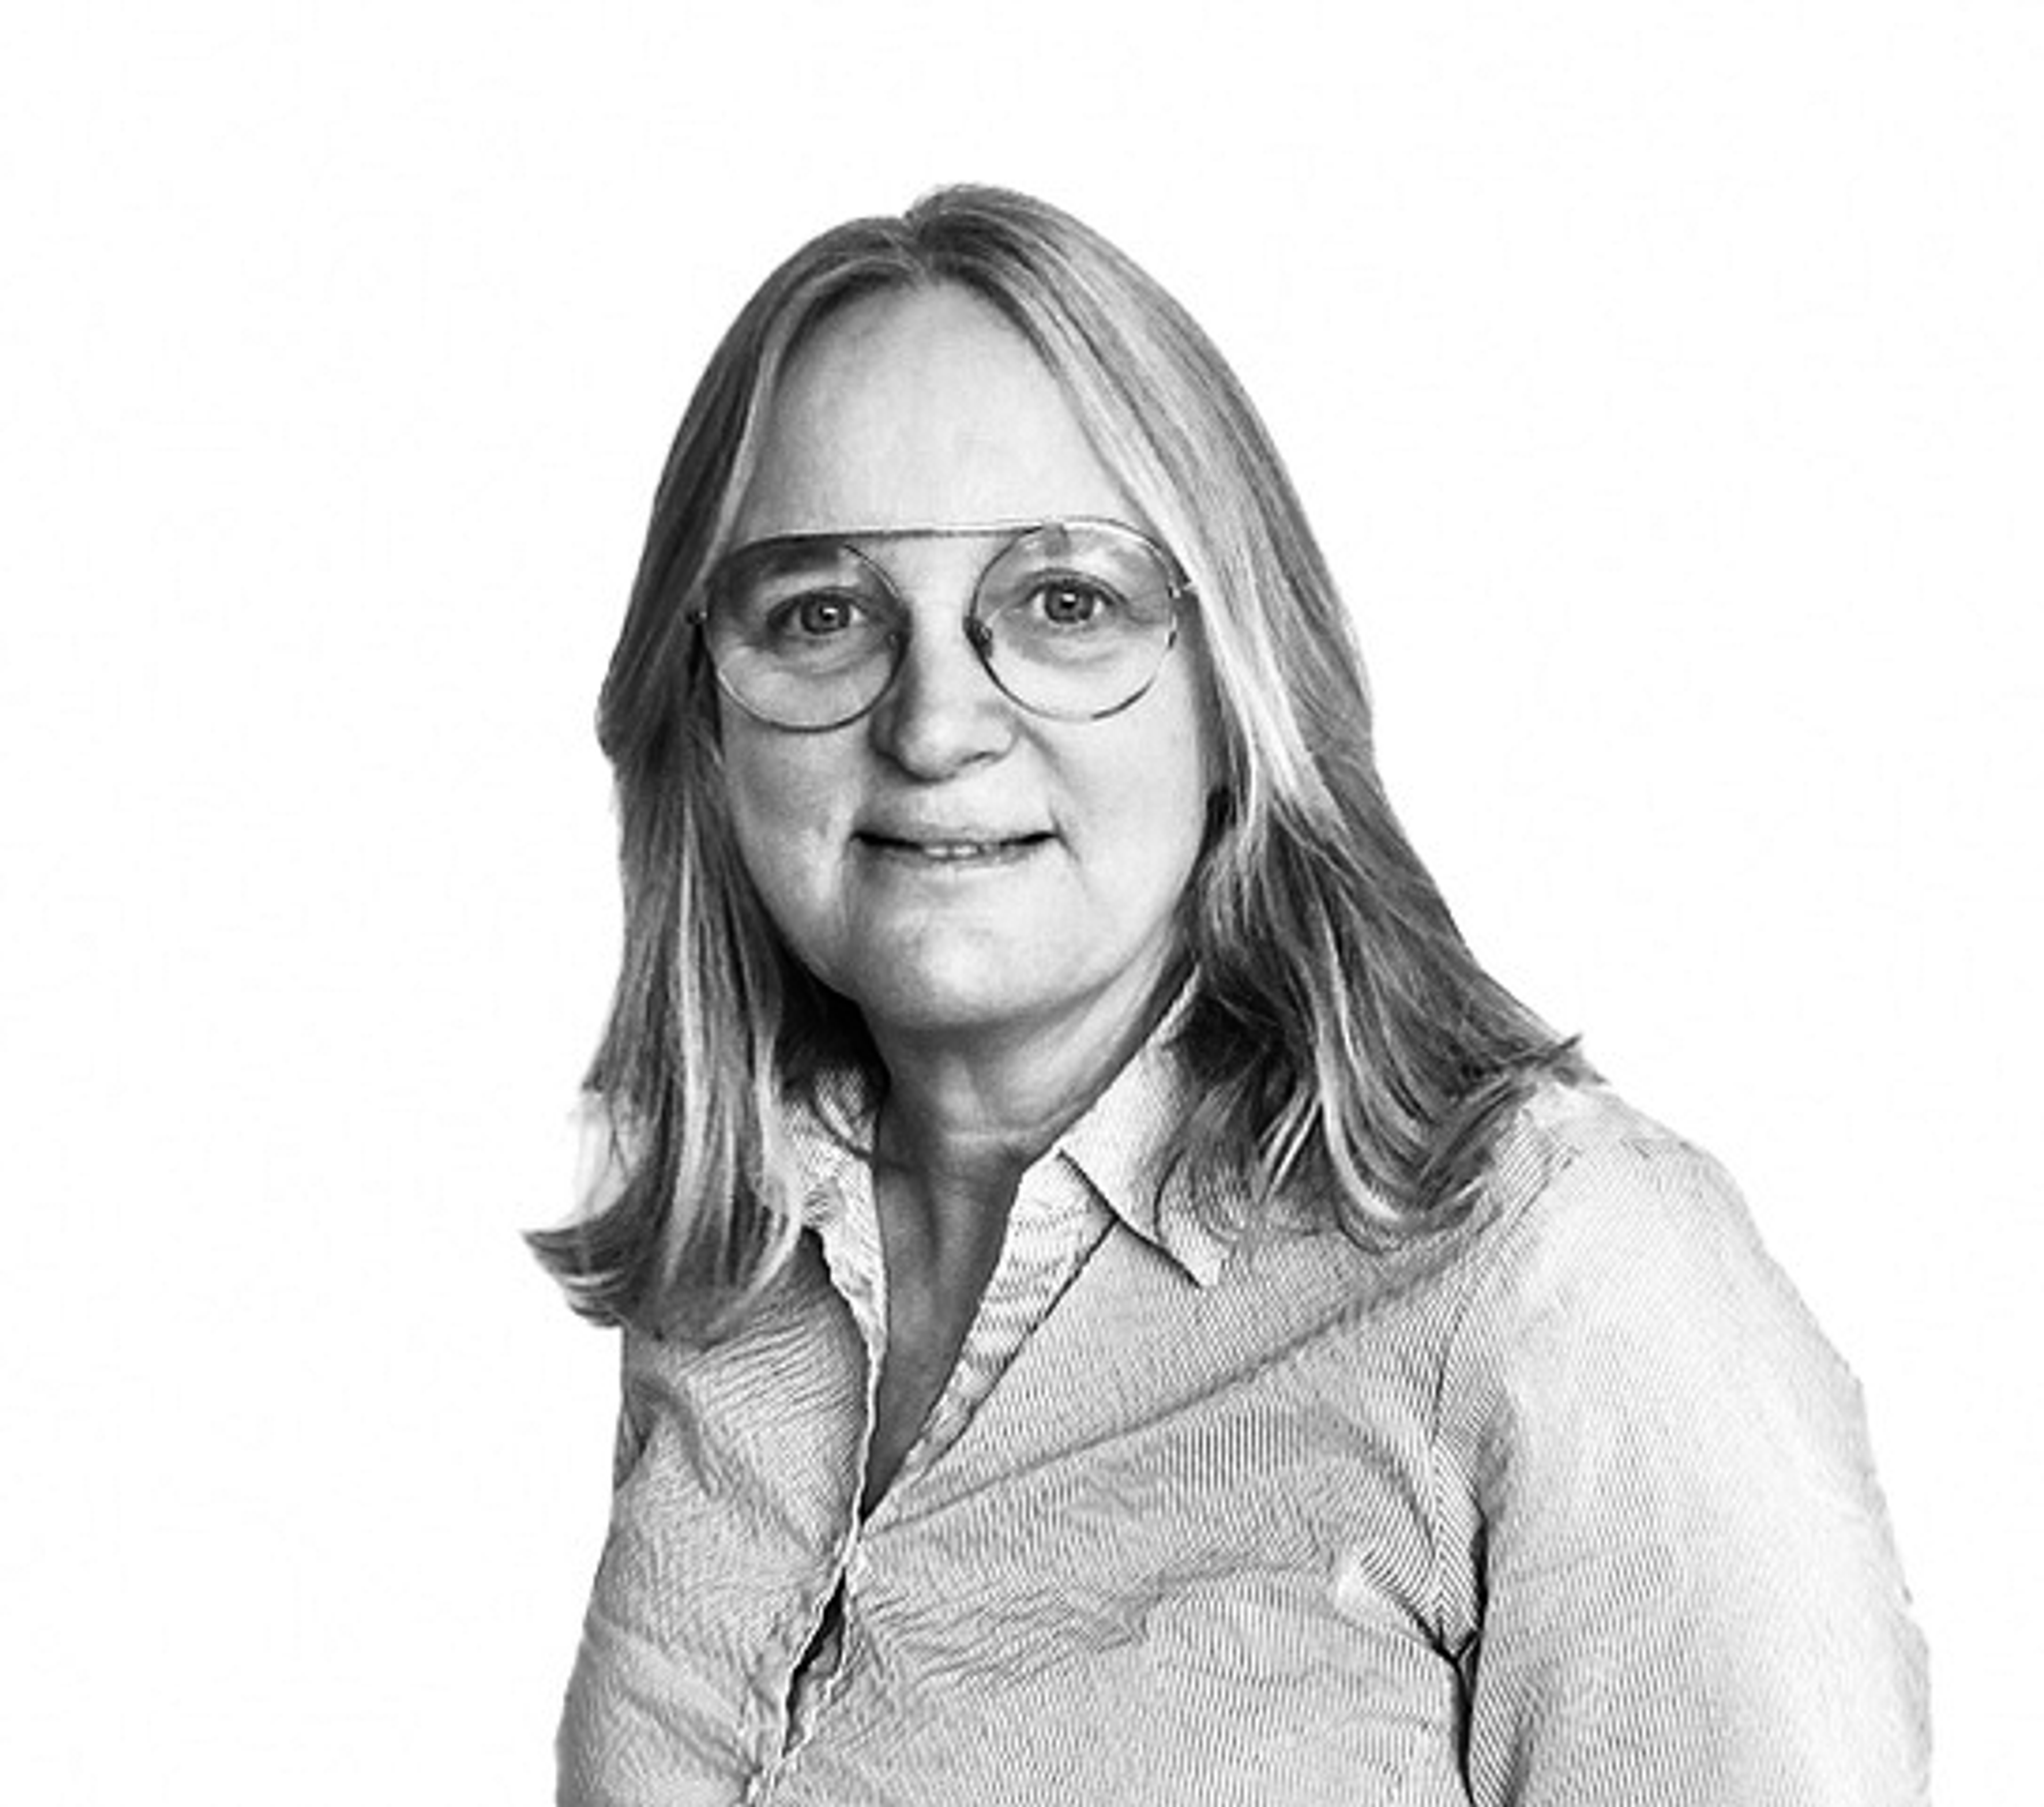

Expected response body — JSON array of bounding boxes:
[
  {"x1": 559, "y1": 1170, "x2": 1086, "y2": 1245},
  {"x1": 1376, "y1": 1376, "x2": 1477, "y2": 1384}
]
[{"x1": 1435, "y1": 1128, "x2": 1930, "y2": 1804}]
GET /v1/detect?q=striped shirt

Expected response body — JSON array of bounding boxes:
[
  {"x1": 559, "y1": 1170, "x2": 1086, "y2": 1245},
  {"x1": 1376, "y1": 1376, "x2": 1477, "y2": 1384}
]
[{"x1": 557, "y1": 1030, "x2": 1929, "y2": 1804}]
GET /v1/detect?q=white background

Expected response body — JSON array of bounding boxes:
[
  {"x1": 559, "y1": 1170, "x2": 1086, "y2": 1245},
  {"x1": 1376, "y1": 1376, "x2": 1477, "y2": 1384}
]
[{"x1": 3, "y1": 2, "x2": 2037, "y2": 1799}]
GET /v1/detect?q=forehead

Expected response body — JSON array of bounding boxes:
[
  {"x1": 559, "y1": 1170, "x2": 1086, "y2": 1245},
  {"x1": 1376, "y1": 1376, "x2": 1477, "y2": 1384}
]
[{"x1": 732, "y1": 285, "x2": 1134, "y2": 541}]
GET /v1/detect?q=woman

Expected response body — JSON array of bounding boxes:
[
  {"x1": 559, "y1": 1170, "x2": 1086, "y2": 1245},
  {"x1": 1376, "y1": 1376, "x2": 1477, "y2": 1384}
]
[{"x1": 534, "y1": 186, "x2": 1928, "y2": 1804}]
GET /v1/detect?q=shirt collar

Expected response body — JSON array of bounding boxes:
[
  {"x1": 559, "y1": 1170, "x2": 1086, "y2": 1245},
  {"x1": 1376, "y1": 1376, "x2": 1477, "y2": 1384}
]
[
  {"x1": 780, "y1": 993, "x2": 1226, "y2": 1292},
  {"x1": 1048, "y1": 994, "x2": 1230, "y2": 1286},
  {"x1": 789, "y1": 989, "x2": 1229, "y2": 1290}
]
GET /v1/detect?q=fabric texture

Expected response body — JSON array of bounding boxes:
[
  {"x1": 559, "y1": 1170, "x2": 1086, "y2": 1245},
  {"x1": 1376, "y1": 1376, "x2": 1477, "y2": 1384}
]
[{"x1": 557, "y1": 1027, "x2": 1930, "y2": 1805}]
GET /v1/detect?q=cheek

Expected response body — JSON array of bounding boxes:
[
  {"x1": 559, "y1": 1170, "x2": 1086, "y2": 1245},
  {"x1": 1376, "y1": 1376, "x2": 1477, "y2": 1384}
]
[
  {"x1": 1089, "y1": 692, "x2": 1213, "y2": 892},
  {"x1": 719, "y1": 737, "x2": 843, "y2": 911}
]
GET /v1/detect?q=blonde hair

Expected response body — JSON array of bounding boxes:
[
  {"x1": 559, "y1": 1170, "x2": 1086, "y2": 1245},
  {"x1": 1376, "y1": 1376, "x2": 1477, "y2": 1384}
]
[{"x1": 530, "y1": 185, "x2": 1589, "y2": 1336}]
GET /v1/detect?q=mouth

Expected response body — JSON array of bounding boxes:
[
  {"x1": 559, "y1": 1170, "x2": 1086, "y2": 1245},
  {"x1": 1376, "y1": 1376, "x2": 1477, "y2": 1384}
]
[{"x1": 854, "y1": 830, "x2": 1056, "y2": 867}]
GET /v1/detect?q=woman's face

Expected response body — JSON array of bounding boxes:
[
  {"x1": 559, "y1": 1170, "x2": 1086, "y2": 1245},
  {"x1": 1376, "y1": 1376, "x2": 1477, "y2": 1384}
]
[{"x1": 717, "y1": 284, "x2": 1213, "y2": 1058}]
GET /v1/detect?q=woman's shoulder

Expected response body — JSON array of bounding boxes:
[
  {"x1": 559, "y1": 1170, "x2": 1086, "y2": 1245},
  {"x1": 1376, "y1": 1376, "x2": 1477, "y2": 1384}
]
[
  {"x1": 1472, "y1": 1077, "x2": 1762, "y2": 1275},
  {"x1": 1444, "y1": 1077, "x2": 1867, "y2": 1444},
  {"x1": 1485, "y1": 1076, "x2": 1722, "y2": 1206}
]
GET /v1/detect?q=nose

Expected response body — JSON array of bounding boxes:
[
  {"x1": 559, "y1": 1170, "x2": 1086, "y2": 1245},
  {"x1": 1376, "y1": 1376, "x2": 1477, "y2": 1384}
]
[{"x1": 866, "y1": 613, "x2": 1017, "y2": 779}]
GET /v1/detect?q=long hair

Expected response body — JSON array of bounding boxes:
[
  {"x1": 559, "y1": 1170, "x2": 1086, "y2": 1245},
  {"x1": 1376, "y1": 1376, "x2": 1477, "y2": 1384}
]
[{"x1": 529, "y1": 185, "x2": 1590, "y2": 1337}]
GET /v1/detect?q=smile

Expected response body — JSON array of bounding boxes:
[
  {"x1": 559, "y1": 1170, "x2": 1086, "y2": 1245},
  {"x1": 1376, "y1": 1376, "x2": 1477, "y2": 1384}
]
[{"x1": 856, "y1": 832, "x2": 1053, "y2": 866}]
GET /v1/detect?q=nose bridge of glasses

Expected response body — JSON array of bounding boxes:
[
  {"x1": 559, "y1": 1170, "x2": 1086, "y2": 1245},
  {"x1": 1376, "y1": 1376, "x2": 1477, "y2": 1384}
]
[
  {"x1": 847, "y1": 549, "x2": 1018, "y2": 768},
  {"x1": 859, "y1": 532, "x2": 999, "y2": 627},
  {"x1": 880, "y1": 565, "x2": 1011, "y2": 719},
  {"x1": 843, "y1": 535, "x2": 1011, "y2": 704}
]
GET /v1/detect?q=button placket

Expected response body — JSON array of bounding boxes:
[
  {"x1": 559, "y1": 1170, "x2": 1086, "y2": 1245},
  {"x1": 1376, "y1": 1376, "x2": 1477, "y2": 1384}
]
[
  {"x1": 893, "y1": 1163, "x2": 1109, "y2": 1498},
  {"x1": 769, "y1": 1441, "x2": 873, "y2": 1759}
]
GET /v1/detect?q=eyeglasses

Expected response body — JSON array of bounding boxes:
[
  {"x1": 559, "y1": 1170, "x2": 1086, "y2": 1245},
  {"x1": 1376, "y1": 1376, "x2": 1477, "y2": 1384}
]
[{"x1": 693, "y1": 517, "x2": 1193, "y2": 732}]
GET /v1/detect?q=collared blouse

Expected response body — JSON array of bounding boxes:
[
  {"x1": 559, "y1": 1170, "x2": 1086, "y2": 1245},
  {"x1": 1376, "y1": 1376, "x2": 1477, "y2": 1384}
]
[{"x1": 557, "y1": 1034, "x2": 1929, "y2": 1804}]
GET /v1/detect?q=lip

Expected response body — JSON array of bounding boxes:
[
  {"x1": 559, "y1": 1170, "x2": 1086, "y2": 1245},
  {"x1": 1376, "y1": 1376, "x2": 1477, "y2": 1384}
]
[{"x1": 853, "y1": 827, "x2": 1056, "y2": 867}]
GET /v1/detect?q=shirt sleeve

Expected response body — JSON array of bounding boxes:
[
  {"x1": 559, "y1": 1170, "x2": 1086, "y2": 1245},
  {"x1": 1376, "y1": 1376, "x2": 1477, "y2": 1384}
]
[{"x1": 1433, "y1": 1129, "x2": 1930, "y2": 1805}]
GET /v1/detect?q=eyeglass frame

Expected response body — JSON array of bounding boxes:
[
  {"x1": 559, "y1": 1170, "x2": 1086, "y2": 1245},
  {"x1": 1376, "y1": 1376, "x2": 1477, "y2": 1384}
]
[{"x1": 687, "y1": 515, "x2": 1198, "y2": 733}]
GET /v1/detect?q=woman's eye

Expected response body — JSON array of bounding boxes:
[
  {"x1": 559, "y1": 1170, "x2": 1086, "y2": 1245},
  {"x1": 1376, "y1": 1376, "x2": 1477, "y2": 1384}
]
[
  {"x1": 1029, "y1": 579, "x2": 1117, "y2": 627},
  {"x1": 775, "y1": 591, "x2": 862, "y2": 638}
]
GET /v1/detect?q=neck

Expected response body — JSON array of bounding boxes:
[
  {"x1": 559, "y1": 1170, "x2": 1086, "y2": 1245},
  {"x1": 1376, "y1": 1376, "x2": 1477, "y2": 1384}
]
[{"x1": 867, "y1": 979, "x2": 1172, "y2": 1244}]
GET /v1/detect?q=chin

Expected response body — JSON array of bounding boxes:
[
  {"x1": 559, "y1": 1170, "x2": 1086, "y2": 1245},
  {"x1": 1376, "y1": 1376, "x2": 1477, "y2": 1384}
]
[{"x1": 851, "y1": 972, "x2": 1031, "y2": 1041}]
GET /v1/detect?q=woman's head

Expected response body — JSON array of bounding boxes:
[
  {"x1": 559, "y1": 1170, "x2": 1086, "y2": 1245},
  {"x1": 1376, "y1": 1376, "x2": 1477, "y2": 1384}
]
[
  {"x1": 539, "y1": 185, "x2": 1584, "y2": 1332},
  {"x1": 599, "y1": 187, "x2": 1371, "y2": 1047},
  {"x1": 712, "y1": 282, "x2": 1214, "y2": 1061}
]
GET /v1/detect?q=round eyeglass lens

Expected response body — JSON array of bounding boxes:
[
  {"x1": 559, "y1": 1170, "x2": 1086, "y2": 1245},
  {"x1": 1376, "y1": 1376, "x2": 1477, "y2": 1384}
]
[
  {"x1": 704, "y1": 540, "x2": 904, "y2": 730},
  {"x1": 971, "y1": 521, "x2": 1180, "y2": 720}
]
